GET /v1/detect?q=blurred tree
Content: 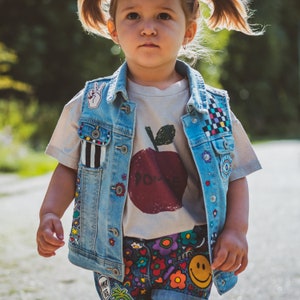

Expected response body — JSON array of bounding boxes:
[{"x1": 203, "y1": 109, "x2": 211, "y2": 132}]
[
  {"x1": 0, "y1": 42, "x2": 32, "y2": 96},
  {"x1": 220, "y1": 0, "x2": 300, "y2": 138},
  {"x1": 0, "y1": 0, "x2": 120, "y2": 105},
  {"x1": 0, "y1": 0, "x2": 299, "y2": 139}
]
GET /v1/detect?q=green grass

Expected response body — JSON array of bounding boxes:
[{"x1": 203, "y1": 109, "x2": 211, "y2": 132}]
[
  {"x1": 18, "y1": 151, "x2": 57, "y2": 177},
  {"x1": 0, "y1": 145, "x2": 56, "y2": 177}
]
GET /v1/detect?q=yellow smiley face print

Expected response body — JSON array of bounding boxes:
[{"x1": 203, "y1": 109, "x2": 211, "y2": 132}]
[{"x1": 189, "y1": 255, "x2": 212, "y2": 289}]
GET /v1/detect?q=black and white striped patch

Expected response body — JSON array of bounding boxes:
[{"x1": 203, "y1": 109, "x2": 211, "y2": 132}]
[{"x1": 81, "y1": 140, "x2": 103, "y2": 168}]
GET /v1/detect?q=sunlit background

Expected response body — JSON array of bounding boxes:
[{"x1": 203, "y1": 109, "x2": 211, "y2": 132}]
[
  {"x1": 0, "y1": 0, "x2": 299, "y2": 177},
  {"x1": 0, "y1": 0, "x2": 299, "y2": 299}
]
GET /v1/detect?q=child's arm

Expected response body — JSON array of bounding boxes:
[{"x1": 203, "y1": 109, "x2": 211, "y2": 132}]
[
  {"x1": 211, "y1": 177, "x2": 249, "y2": 275},
  {"x1": 36, "y1": 163, "x2": 77, "y2": 257}
]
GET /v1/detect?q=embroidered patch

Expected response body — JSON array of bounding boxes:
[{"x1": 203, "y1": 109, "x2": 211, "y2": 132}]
[
  {"x1": 113, "y1": 182, "x2": 126, "y2": 197},
  {"x1": 211, "y1": 232, "x2": 218, "y2": 247},
  {"x1": 98, "y1": 276, "x2": 112, "y2": 300},
  {"x1": 88, "y1": 82, "x2": 104, "y2": 109},
  {"x1": 220, "y1": 154, "x2": 232, "y2": 180},
  {"x1": 202, "y1": 151, "x2": 212, "y2": 163},
  {"x1": 79, "y1": 123, "x2": 111, "y2": 168},
  {"x1": 202, "y1": 99, "x2": 230, "y2": 137},
  {"x1": 69, "y1": 179, "x2": 81, "y2": 244},
  {"x1": 111, "y1": 283, "x2": 134, "y2": 300}
]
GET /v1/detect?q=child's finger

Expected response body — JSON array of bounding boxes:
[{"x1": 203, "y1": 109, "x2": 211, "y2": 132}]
[
  {"x1": 43, "y1": 228, "x2": 65, "y2": 246},
  {"x1": 52, "y1": 218, "x2": 64, "y2": 241},
  {"x1": 211, "y1": 248, "x2": 228, "y2": 270},
  {"x1": 37, "y1": 230, "x2": 65, "y2": 257},
  {"x1": 234, "y1": 256, "x2": 248, "y2": 275}
]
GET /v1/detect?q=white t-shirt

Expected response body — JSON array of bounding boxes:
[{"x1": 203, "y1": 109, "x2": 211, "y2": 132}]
[{"x1": 46, "y1": 79, "x2": 261, "y2": 239}]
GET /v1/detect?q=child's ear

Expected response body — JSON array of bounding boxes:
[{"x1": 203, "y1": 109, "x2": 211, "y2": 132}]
[
  {"x1": 183, "y1": 21, "x2": 197, "y2": 46},
  {"x1": 107, "y1": 19, "x2": 119, "y2": 44}
]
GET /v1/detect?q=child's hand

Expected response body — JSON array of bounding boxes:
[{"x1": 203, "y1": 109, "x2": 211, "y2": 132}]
[
  {"x1": 36, "y1": 213, "x2": 65, "y2": 257},
  {"x1": 211, "y1": 228, "x2": 248, "y2": 275}
]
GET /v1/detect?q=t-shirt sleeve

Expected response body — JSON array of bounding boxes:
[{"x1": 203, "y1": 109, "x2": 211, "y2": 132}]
[
  {"x1": 230, "y1": 112, "x2": 262, "y2": 181},
  {"x1": 45, "y1": 91, "x2": 83, "y2": 169}
]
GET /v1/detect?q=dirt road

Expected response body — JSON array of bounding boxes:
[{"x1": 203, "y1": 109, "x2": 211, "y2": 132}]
[{"x1": 1, "y1": 140, "x2": 300, "y2": 300}]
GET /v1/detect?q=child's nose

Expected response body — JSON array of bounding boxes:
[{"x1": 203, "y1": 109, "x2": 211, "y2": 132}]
[{"x1": 141, "y1": 21, "x2": 157, "y2": 36}]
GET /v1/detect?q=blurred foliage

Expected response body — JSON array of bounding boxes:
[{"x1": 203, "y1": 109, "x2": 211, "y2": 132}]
[
  {"x1": 0, "y1": 98, "x2": 58, "y2": 175},
  {"x1": 0, "y1": 0, "x2": 120, "y2": 105},
  {"x1": 0, "y1": 99, "x2": 37, "y2": 143},
  {"x1": 0, "y1": 140, "x2": 56, "y2": 176},
  {"x1": 0, "y1": 43, "x2": 32, "y2": 95},
  {"x1": 220, "y1": 0, "x2": 300, "y2": 138},
  {"x1": 0, "y1": 0, "x2": 299, "y2": 171}
]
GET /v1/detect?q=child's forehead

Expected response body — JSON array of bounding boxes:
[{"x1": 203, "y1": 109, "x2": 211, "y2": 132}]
[
  {"x1": 98, "y1": 0, "x2": 186, "y2": 39},
  {"x1": 115, "y1": 0, "x2": 183, "y2": 10}
]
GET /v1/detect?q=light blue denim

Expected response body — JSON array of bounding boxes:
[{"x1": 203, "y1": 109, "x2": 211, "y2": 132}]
[{"x1": 68, "y1": 60, "x2": 237, "y2": 295}]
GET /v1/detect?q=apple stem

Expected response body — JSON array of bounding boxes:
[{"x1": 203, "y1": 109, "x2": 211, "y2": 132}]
[{"x1": 145, "y1": 126, "x2": 159, "y2": 151}]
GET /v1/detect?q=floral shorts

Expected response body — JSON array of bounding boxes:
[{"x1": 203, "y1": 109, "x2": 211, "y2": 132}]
[{"x1": 94, "y1": 225, "x2": 212, "y2": 300}]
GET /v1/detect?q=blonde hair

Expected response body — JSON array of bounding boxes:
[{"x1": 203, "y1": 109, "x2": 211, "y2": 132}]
[{"x1": 78, "y1": 0, "x2": 260, "y2": 37}]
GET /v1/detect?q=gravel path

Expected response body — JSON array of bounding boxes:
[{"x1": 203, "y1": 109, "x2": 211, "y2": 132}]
[{"x1": 1, "y1": 140, "x2": 300, "y2": 300}]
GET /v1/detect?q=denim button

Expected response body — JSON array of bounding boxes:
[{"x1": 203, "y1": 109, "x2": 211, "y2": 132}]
[
  {"x1": 111, "y1": 183, "x2": 126, "y2": 197},
  {"x1": 92, "y1": 129, "x2": 100, "y2": 139},
  {"x1": 107, "y1": 268, "x2": 120, "y2": 277},
  {"x1": 116, "y1": 145, "x2": 128, "y2": 154},
  {"x1": 222, "y1": 137, "x2": 229, "y2": 149},
  {"x1": 116, "y1": 185, "x2": 124, "y2": 196},
  {"x1": 210, "y1": 195, "x2": 217, "y2": 202},
  {"x1": 192, "y1": 118, "x2": 198, "y2": 124},
  {"x1": 112, "y1": 269, "x2": 120, "y2": 276}
]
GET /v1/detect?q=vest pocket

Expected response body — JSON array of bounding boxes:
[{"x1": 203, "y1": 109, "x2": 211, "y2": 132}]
[
  {"x1": 211, "y1": 135, "x2": 234, "y2": 155},
  {"x1": 211, "y1": 136, "x2": 234, "y2": 181},
  {"x1": 69, "y1": 165, "x2": 103, "y2": 249},
  {"x1": 78, "y1": 122, "x2": 111, "y2": 168}
]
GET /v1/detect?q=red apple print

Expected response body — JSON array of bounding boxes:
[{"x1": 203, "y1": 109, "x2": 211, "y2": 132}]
[{"x1": 129, "y1": 125, "x2": 188, "y2": 214}]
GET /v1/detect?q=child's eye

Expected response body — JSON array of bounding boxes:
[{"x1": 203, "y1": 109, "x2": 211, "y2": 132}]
[
  {"x1": 157, "y1": 13, "x2": 171, "y2": 20},
  {"x1": 127, "y1": 12, "x2": 140, "y2": 20}
]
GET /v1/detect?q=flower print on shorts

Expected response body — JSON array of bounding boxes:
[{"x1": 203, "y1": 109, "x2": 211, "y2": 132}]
[
  {"x1": 170, "y1": 270, "x2": 187, "y2": 290},
  {"x1": 152, "y1": 234, "x2": 179, "y2": 255},
  {"x1": 180, "y1": 230, "x2": 198, "y2": 246}
]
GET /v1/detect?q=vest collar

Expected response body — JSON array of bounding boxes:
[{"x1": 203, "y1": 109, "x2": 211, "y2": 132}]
[{"x1": 106, "y1": 60, "x2": 209, "y2": 114}]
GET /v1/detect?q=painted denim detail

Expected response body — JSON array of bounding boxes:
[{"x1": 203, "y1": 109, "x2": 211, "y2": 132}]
[
  {"x1": 202, "y1": 97, "x2": 231, "y2": 137},
  {"x1": 69, "y1": 176, "x2": 81, "y2": 244},
  {"x1": 87, "y1": 82, "x2": 105, "y2": 109},
  {"x1": 94, "y1": 226, "x2": 211, "y2": 300},
  {"x1": 68, "y1": 60, "x2": 237, "y2": 294},
  {"x1": 220, "y1": 155, "x2": 233, "y2": 181},
  {"x1": 79, "y1": 122, "x2": 111, "y2": 168}
]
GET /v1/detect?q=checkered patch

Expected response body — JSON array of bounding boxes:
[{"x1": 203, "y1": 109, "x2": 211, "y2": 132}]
[{"x1": 203, "y1": 99, "x2": 230, "y2": 137}]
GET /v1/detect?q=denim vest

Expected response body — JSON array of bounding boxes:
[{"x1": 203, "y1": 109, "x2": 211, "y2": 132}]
[{"x1": 68, "y1": 60, "x2": 237, "y2": 295}]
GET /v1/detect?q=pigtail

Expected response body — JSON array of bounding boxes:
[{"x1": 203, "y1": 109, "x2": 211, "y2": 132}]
[
  {"x1": 201, "y1": 0, "x2": 262, "y2": 35},
  {"x1": 77, "y1": 0, "x2": 111, "y2": 37}
]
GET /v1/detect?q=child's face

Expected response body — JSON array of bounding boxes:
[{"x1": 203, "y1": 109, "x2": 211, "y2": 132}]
[{"x1": 108, "y1": 0, "x2": 196, "y2": 72}]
